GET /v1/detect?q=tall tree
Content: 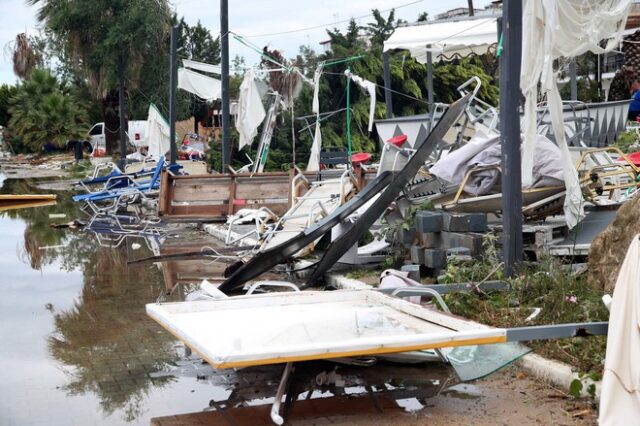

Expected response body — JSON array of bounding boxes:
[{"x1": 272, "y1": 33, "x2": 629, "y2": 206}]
[{"x1": 28, "y1": 0, "x2": 171, "y2": 153}]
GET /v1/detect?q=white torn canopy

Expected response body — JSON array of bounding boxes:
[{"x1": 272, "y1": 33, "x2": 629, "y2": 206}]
[
  {"x1": 146, "y1": 103, "x2": 171, "y2": 159},
  {"x1": 599, "y1": 235, "x2": 640, "y2": 425},
  {"x1": 384, "y1": 18, "x2": 498, "y2": 63},
  {"x1": 307, "y1": 63, "x2": 324, "y2": 172},
  {"x1": 178, "y1": 68, "x2": 222, "y2": 101},
  {"x1": 182, "y1": 59, "x2": 221, "y2": 75},
  {"x1": 520, "y1": 0, "x2": 631, "y2": 228},
  {"x1": 345, "y1": 70, "x2": 376, "y2": 133},
  {"x1": 236, "y1": 70, "x2": 266, "y2": 150}
]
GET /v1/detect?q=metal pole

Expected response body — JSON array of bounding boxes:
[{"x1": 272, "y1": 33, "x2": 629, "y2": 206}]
[
  {"x1": 169, "y1": 25, "x2": 178, "y2": 165},
  {"x1": 467, "y1": 0, "x2": 475, "y2": 16},
  {"x1": 383, "y1": 51, "x2": 393, "y2": 118},
  {"x1": 118, "y1": 56, "x2": 127, "y2": 170},
  {"x1": 570, "y1": 59, "x2": 578, "y2": 101},
  {"x1": 346, "y1": 71, "x2": 352, "y2": 168},
  {"x1": 220, "y1": 0, "x2": 231, "y2": 171},
  {"x1": 426, "y1": 44, "x2": 434, "y2": 116},
  {"x1": 499, "y1": 0, "x2": 523, "y2": 277}
]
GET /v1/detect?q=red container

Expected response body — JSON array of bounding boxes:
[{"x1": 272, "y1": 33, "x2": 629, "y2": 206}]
[
  {"x1": 351, "y1": 152, "x2": 372, "y2": 165},
  {"x1": 387, "y1": 134, "x2": 408, "y2": 147}
]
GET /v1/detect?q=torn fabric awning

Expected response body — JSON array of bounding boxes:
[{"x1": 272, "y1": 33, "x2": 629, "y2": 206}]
[
  {"x1": 178, "y1": 68, "x2": 222, "y2": 101},
  {"x1": 344, "y1": 70, "x2": 376, "y2": 133},
  {"x1": 182, "y1": 59, "x2": 221, "y2": 75},
  {"x1": 383, "y1": 18, "x2": 498, "y2": 62}
]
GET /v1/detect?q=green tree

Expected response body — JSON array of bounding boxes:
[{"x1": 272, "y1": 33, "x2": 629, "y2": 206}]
[
  {"x1": 8, "y1": 69, "x2": 89, "y2": 151},
  {"x1": 28, "y1": 0, "x2": 172, "y2": 153},
  {"x1": 0, "y1": 84, "x2": 17, "y2": 126}
]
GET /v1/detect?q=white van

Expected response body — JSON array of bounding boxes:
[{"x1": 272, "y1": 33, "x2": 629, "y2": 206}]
[{"x1": 87, "y1": 121, "x2": 149, "y2": 153}]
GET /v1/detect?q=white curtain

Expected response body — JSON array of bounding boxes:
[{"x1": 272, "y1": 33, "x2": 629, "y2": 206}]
[
  {"x1": 520, "y1": 0, "x2": 631, "y2": 228},
  {"x1": 236, "y1": 70, "x2": 266, "y2": 150}
]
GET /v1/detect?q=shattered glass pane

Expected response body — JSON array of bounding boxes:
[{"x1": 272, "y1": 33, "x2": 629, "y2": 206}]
[{"x1": 442, "y1": 342, "x2": 531, "y2": 382}]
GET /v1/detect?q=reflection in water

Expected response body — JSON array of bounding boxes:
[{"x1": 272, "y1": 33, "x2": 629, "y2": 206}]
[
  {"x1": 1, "y1": 177, "x2": 182, "y2": 423},
  {"x1": 47, "y1": 243, "x2": 179, "y2": 422},
  {"x1": 155, "y1": 357, "x2": 459, "y2": 420}
]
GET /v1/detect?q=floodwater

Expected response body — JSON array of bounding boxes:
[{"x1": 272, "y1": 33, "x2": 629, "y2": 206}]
[{"x1": 0, "y1": 175, "x2": 462, "y2": 426}]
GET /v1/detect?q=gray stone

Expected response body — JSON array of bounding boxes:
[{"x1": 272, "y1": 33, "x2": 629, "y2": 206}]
[
  {"x1": 423, "y1": 248, "x2": 447, "y2": 269},
  {"x1": 443, "y1": 212, "x2": 488, "y2": 232},
  {"x1": 415, "y1": 211, "x2": 443, "y2": 233}
]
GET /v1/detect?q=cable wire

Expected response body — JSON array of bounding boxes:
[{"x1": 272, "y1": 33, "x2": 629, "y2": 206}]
[{"x1": 238, "y1": 0, "x2": 426, "y2": 38}]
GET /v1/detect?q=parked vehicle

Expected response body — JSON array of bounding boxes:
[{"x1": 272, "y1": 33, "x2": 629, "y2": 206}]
[{"x1": 87, "y1": 121, "x2": 149, "y2": 154}]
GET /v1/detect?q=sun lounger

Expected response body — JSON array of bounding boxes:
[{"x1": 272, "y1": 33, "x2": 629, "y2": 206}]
[{"x1": 72, "y1": 156, "x2": 165, "y2": 204}]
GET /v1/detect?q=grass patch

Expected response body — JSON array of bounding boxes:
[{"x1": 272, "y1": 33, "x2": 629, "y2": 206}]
[
  {"x1": 64, "y1": 160, "x2": 93, "y2": 179},
  {"x1": 441, "y1": 235, "x2": 608, "y2": 376}
]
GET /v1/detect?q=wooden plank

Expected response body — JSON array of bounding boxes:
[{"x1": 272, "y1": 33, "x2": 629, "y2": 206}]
[
  {"x1": 0, "y1": 194, "x2": 57, "y2": 201},
  {"x1": 159, "y1": 170, "x2": 376, "y2": 221},
  {"x1": 158, "y1": 171, "x2": 170, "y2": 215}
]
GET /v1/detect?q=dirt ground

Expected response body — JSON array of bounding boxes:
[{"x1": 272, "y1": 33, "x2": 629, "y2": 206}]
[{"x1": 152, "y1": 366, "x2": 597, "y2": 426}]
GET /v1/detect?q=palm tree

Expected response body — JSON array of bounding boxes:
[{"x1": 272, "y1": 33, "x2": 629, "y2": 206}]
[{"x1": 9, "y1": 69, "x2": 89, "y2": 151}]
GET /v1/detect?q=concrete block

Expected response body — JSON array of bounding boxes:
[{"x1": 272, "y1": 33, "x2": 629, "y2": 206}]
[
  {"x1": 410, "y1": 245, "x2": 425, "y2": 264},
  {"x1": 415, "y1": 211, "x2": 443, "y2": 233},
  {"x1": 446, "y1": 247, "x2": 471, "y2": 256},
  {"x1": 401, "y1": 264, "x2": 421, "y2": 281},
  {"x1": 398, "y1": 228, "x2": 416, "y2": 246},
  {"x1": 443, "y1": 212, "x2": 488, "y2": 232},
  {"x1": 417, "y1": 232, "x2": 442, "y2": 248},
  {"x1": 423, "y1": 248, "x2": 447, "y2": 269},
  {"x1": 447, "y1": 246, "x2": 473, "y2": 263},
  {"x1": 441, "y1": 232, "x2": 484, "y2": 256}
]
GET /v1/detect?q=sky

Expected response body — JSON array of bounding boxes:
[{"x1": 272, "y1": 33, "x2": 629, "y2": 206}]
[{"x1": 0, "y1": 0, "x2": 493, "y2": 85}]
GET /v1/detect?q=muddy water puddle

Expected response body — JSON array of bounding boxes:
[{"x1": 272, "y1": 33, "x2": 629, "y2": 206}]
[{"x1": 0, "y1": 176, "x2": 472, "y2": 425}]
